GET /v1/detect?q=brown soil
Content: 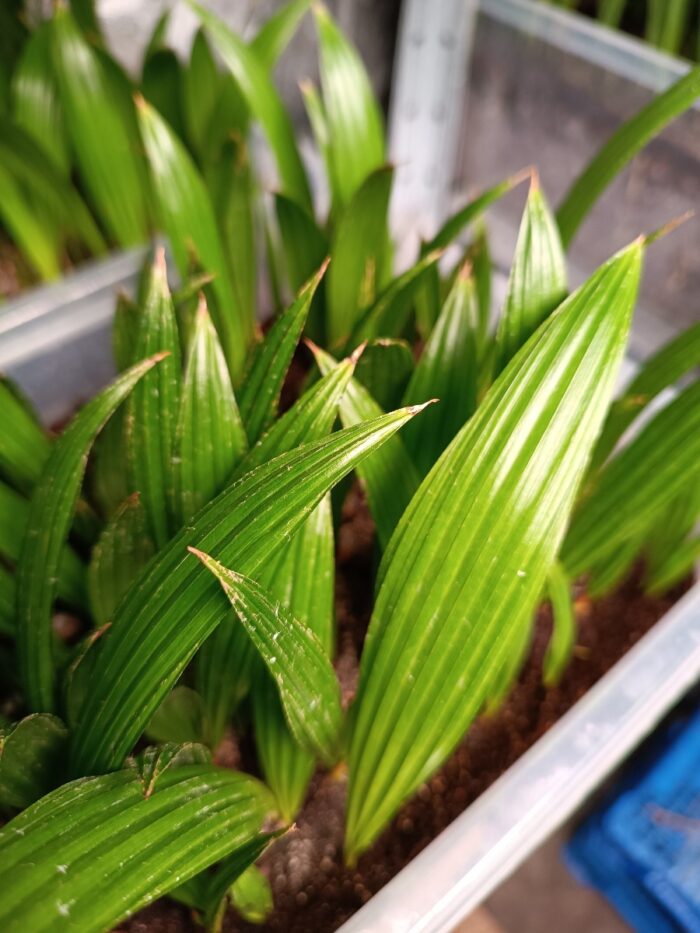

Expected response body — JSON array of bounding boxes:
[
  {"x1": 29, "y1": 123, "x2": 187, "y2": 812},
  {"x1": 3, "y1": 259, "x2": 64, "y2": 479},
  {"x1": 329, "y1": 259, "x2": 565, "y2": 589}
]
[{"x1": 118, "y1": 484, "x2": 687, "y2": 933}]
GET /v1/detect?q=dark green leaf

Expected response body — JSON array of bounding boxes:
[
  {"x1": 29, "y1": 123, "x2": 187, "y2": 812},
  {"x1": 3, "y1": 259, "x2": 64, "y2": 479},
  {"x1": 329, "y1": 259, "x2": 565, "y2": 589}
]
[
  {"x1": 175, "y1": 297, "x2": 248, "y2": 525},
  {"x1": 402, "y1": 264, "x2": 478, "y2": 475},
  {"x1": 349, "y1": 249, "x2": 443, "y2": 346},
  {"x1": 127, "y1": 251, "x2": 182, "y2": 547},
  {"x1": 183, "y1": 28, "x2": 220, "y2": 158},
  {"x1": 141, "y1": 48, "x2": 186, "y2": 141},
  {"x1": 146, "y1": 688, "x2": 208, "y2": 745},
  {"x1": 326, "y1": 166, "x2": 393, "y2": 346},
  {"x1": 275, "y1": 192, "x2": 328, "y2": 341},
  {"x1": 87, "y1": 493, "x2": 155, "y2": 625},
  {"x1": 191, "y1": 0, "x2": 312, "y2": 210},
  {"x1": 52, "y1": 5, "x2": 149, "y2": 245},
  {"x1": 355, "y1": 338, "x2": 414, "y2": 411},
  {"x1": 136, "y1": 96, "x2": 251, "y2": 380},
  {"x1": 0, "y1": 714, "x2": 68, "y2": 810},
  {"x1": 238, "y1": 264, "x2": 327, "y2": 444},
  {"x1": 0, "y1": 478, "x2": 85, "y2": 608},
  {"x1": 17, "y1": 355, "x2": 166, "y2": 713},
  {"x1": 313, "y1": 345, "x2": 422, "y2": 549}
]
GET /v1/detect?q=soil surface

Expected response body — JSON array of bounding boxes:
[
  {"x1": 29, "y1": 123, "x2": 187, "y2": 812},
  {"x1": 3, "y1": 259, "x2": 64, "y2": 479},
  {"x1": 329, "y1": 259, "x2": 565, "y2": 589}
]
[{"x1": 117, "y1": 485, "x2": 687, "y2": 933}]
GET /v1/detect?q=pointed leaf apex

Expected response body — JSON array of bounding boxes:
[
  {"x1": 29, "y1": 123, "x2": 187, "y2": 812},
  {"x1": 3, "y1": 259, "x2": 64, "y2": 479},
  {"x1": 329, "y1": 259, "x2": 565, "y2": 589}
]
[
  {"x1": 407, "y1": 398, "x2": 439, "y2": 415},
  {"x1": 529, "y1": 167, "x2": 541, "y2": 193},
  {"x1": 349, "y1": 340, "x2": 368, "y2": 364},
  {"x1": 148, "y1": 350, "x2": 172, "y2": 365},
  {"x1": 195, "y1": 292, "x2": 209, "y2": 320},
  {"x1": 153, "y1": 245, "x2": 167, "y2": 278},
  {"x1": 509, "y1": 166, "x2": 536, "y2": 190},
  {"x1": 644, "y1": 211, "x2": 694, "y2": 246},
  {"x1": 457, "y1": 259, "x2": 473, "y2": 282},
  {"x1": 133, "y1": 91, "x2": 147, "y2": 111},
  {"x1": 187, "y1": 545, "x2": 209, "y2": 562}
]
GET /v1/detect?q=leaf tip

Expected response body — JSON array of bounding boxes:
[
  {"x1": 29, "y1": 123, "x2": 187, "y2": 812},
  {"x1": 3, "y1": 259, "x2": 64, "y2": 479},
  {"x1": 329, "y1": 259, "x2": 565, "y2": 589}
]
[
  {"x1": 349, "y1": 340, "x2": 368, "y2": 364},
  {"x1": 407, "y1": 398, "x2": 439, "y2": 415},
  {"x1": 644, "y1": 210, "x2": 694, "y2": 246}
]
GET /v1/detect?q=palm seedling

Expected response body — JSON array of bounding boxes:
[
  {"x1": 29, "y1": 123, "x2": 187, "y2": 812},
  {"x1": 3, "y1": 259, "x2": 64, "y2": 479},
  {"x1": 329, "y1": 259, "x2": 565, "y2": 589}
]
[{"x1": 1, "y1": 3, "x2": 700, "y2": 930}]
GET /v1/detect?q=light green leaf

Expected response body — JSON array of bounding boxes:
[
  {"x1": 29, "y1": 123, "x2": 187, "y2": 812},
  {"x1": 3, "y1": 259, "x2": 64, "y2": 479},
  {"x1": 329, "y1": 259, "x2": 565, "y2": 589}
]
[
  {"x1": 543, "y1": 562, "x2": 576, "y2": 686},
  {"x1": 494, "y1": 176, "x2": 567, "y2": 376},
  {"x1": 127, "y1": 251, "x2": 182, "y2": 547},
  {"x1": 191, "y1": 550, "x2": 342, "y2": 765},
  {"x1": 136, "y1": 96, "x2": 250, "y2": 380},
  {"x1": 646, "y1": 534, "x2": 700, "y2": 595},
  {"x1": 402, "y1": 264, "x2": 478, "y2": 475},
  {"x1": 0, "y1": 714, "x2": 68, "y2": 810},
  {"x1": 17, "y1": 355, "x2": 166, "y2": 713},
  {"x1": 0, "y1": 160, "x2": 61, "y2": 280},
  {"x1": 0, "y1": 378, "x2": 50, "y2": 494},
  {"x1": 467, "y1": 227, "x2": 492, "y2": 354},
  {"x1": 250, "y1": 0, "x2": 310, "y2": 70},
  {"x1": 314, "y1": 344, "x2": 421, "y2": 549},
  {"x1": 175, "y1": 297, "x2": 248, "y2": 525},
  {"x1": 562, "y1": 378, "x2": 700, "y2": 578},
  {"x1": 52, "y1": 5, "x2": 149, "y2": 245},
  {"x1": 253, "y1": 495, "x2": 334, "y2": 820},
  {"x1": 183, "y1": 28, "x2": 220, "y2": 158},
  {"x1": 275, "y1": 193, "x2": 328, "y2": 342},
  {"x1": 313, "y1": 2, "x2": 385, "y2": 208},
  {"x1": 327, "y1": 166, "x2": 393, "y2": 346},
  {"x1": 207, "y1": 136, "x2": 257, "y2": 331},
  {"x1": 0, "y1": 126, "x2": 107, "y2": 259},
  {"x1": 231, "y1": 864, "x2": 273, "y2": 925},
  {"x1": 190, "y1": 0, "x2": 312, "y2": 210},
  {"x1": 69, "y1": 405, "x2": 422, "y2": 775},
  {"x1": 424, "y1": 168, "x2": 531, "y2": 253},
  {"x1": 0, "y1": 765, "x2": 274, "y2": 933},
  {"x1": 0, "y1": 479, "x2": 85, "y2": 608},
  {"x1": 87, "y1": 493, "x2": 155, "y2": 626},
  {"x1": 346, "y1": 239, "x2": 644, "y2": 860},
  {"x1": 112, "y1": 290, "x2": 139, "y2": 372},
  {"x1": 590, "y1": 319, "x2": 700, "y2": 472},
  {"x1": 557, "y1": 65, "x2": 700, "y2": 247},
  {"x1": 11, "y1": 20, "x2": 69, "y2": 175},
  {"x1": 238, "y1": 264, "x2": 326, "y2": 444}
]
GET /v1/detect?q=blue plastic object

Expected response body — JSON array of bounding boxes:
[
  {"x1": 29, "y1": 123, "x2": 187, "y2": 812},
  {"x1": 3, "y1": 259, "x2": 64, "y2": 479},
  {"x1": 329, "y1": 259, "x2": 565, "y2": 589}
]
[{"x1": 567, "y1": 710, "x2": 700, "y2": 931}]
